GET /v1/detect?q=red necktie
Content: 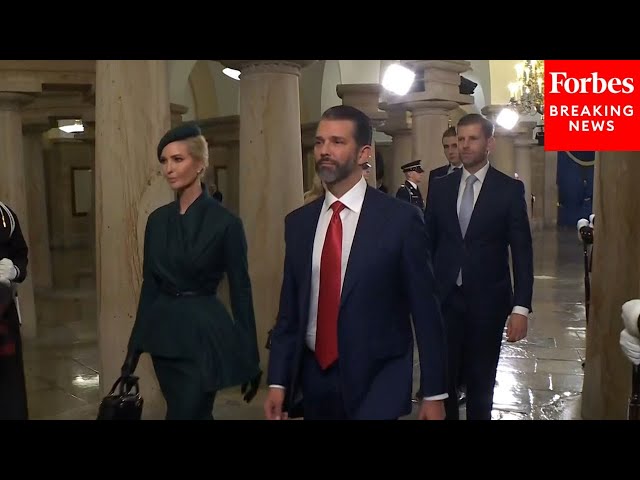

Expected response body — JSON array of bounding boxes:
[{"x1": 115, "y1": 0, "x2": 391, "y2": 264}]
[{"x1": 315, "y1": 201, "x2": 346, "y2": 369}]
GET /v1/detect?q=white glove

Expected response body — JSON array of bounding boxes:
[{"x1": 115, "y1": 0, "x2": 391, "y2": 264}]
[
  {"x1": 589, "y1": 214, "x2": 595, "y2": 228},
  {"x1": 622, "y1": 299, "x2": 640, "y2": 338},
  {"x1": 620, "y1": 329, "x2": 640, "y2": 365},
  {"x1": 0, "y1": 258, "x2": 16, "y2": 285}
]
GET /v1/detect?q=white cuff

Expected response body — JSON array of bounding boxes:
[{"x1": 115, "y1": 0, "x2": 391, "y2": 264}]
[
  {"x1": 423, "y1": 393, "x2": 448, "y2": 401},
  {"x1": 512, "y1": 306, "x2": 530, "y2": 317}
]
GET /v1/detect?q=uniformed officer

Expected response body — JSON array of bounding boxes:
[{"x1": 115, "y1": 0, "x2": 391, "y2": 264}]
[
  {"x1": 395, "y1": 160, "x2": 425, "y2": 210},
  {"x1": 0, "y1": 201, "x2": 29, "y2": 419}
]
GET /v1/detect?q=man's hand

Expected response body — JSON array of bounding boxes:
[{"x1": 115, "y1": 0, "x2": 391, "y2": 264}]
[
  {"x1": 506, "y1": 313, "x2": 528, "y2": 342},
  {"x1": 417, "y1": 399, "x2": 445, "y2": 420},
  {"x1": 264, "y1": 387, "x2": 287, "y2": 420}
]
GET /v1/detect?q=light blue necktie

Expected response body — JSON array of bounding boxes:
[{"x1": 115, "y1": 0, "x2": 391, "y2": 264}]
[
  {"x1": 457, "y1": 174, "x2": 478, "y2": 286},
  {"x1": 458, "y1": 174, "x2": 478, "y2": 238}
]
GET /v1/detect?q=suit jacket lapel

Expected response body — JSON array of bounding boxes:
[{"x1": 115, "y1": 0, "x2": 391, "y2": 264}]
[
  {"x1": 340, "y1": 187, "x2": 388, "y2": 307},
  {"x1": 447, "y1": 168, "x2": 464, "y2": 240}
]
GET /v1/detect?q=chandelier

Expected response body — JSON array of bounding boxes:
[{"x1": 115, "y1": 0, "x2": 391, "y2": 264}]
[{"x1": 507, "y1": 60, "x2": 544, "y2": 116}]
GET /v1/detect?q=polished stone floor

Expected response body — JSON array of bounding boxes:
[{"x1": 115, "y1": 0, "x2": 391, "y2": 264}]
[{"x1": 21, "y1": 226, "x2": 587, "y2": 420}]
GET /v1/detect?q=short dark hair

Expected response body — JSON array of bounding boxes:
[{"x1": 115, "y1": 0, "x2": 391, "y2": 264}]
[
  {"x1": 457, "y1": 113, "x2": 494, "y2": 139},
  {"x1": 442, "y1": 126, "x2": 457, "y2": 140},
  {"x1": 320, "y1": 105, "x2": 372, "y2": 149}
]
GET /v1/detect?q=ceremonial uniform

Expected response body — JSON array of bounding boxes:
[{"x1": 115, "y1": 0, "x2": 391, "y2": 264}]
[
  {"x1": 0, "y1": 202, "x2": 29, "y2": 420},
  {"x1": 395, "y1": 161, "x2": 425, "y2": 211}
]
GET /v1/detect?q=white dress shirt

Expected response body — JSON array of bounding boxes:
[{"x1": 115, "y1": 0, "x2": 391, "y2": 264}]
[
  {"x1": 306, "y1": 176, "x2": 367, "y2": 351},
  {"x1": 457, "y1": 161, "x2": 530, "y2": 318}
]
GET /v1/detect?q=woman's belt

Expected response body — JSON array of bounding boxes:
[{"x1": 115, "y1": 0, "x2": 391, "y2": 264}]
[{"x1": 158, "y1": 285, "x2": 216, "y2": 297}]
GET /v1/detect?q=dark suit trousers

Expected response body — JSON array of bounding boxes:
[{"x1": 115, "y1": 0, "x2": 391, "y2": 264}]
[
  {"x1": 152, "y1": 356, "x2": 216, "y2": 420},
  {"x1": 442, "y1": 286, "x2": 505, "y2": 420},
  {"x1": 301, "y1": 349, "x2": 348, "y2": 420}
]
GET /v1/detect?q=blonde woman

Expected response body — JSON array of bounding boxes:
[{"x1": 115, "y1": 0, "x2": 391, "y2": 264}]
[{"x1": 122, "y1": 122, "x2": 261, "y2": 419}]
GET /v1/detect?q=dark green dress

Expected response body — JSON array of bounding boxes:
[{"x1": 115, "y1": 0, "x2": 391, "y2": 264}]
[{"x1": 128, "y1": 186, "x2": 260, "y2": 393}]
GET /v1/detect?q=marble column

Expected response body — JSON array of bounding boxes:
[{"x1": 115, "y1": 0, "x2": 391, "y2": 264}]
[
  {"x1": 199, "y1": 115, "x2": 240, "y2": 215},
  {"x1": 387, "y1": 60, "x2": 472, "y2": 197},
  {"x1": 221, "y1": 60, "x2": 313, "y2": 372},
  {"x1": 301, "y1": 121, "x2": 319, "y2": 191},
  {"x1": 408, "y1": 101, "x2": 459, "y2": 195},
  {"x1": 336, "y1": 84, "x2": 387, "y2": 187},
  {"x1": 543, "y1": 151, "x2": 558, "y2": 228},
  {"x1": 481, "y1": 105, "x2": 518, "y2": 177},
  {"x1": 22, "y1": 120, "x2": 53, "y2": 290},
  {"x1": 514, "y1": 122, "x2": 538, "y2": 220},
  {"x1": 378, "y1": 104, "x2": 412, "y2": 193},
  {"x1": 95, "y1": 60, "x2": 173, "y2": 419},
  {"x1": 0, "y1": 92, "x2": 39, "y2": 339},
  {"x1": 78, "y1": 117, "x2": 96, "y2": 289},
  {"x1": 582, "y1": 154, "x2": 640, "y2": 419}
]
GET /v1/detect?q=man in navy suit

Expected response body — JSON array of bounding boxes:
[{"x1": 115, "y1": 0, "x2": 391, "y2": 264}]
[
  {"x1": 424, "y1": 113, "x2": 533, "y2": 420},
  {"x1": 426, "y1": 127, "x2": 463, "y2": 208},
  {"x1": 264, "y1": 105, "x2": 447, "y2": 420},
  {"x1": 429, "y1": 127, "x2": 462, "y2": 185}
]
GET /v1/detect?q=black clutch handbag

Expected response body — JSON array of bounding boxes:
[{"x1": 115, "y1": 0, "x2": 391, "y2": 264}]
[{"x1": 97, "y1": 375, "x2": 144, "y2": 420}]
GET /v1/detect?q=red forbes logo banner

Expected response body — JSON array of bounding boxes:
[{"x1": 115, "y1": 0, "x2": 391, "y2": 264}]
[{"x1": 544, "y1": 60, "x2": 640, "y2": 151}]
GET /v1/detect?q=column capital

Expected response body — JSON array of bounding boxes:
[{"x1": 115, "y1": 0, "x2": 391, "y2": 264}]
[
  {"x1": 378, "y1": 102, "x2": 411, "y2": 136},
  {"x1": 336, "y1": 83, "x2": 387, "y2": 125},
  {"x1": 0, "y1": 92, "x2": 37, "y2": 111},
  {"x1": 22, "y1": 120, "x2": 51, "y2": 135},
  {"x1": 481, "y1": 104, "x2": 509, "y2": 119},
  {"x1": 198, "y1": 115, "x2": 240, "y2": 147},
  {"x1": 170, "y1": 103, "x2": 188, "y2": 116},
  {"x1": 383, "y1": 60, "x2": 473, "y2": 106},
  {"x1": 170, "y1": 103, "x2": 189, "y2": 127},
  {"x1": 406, "y1": 100, "x2": 460, "y2": 116},
  {"x1": 405, "y1": 60, "x2": 471, "y2": 74},
  {"x1": 220, "y1": 60, "x2": 316, "y2": 77},
  {"x1": 22, "y1": 91, "x2": 94, "y2": 127}
]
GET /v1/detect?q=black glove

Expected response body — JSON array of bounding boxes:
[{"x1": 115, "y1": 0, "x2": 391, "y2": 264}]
[
  {"x1": 241, "y1": 370, "x2": 262, "y2": 403},
  {"x1": 120, "y1": 350, "x2": 141, "y2": 379}
]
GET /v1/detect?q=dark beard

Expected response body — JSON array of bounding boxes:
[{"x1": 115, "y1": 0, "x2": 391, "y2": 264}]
[{"x1": 315, "y1": 156, "x2": 357, "y2": 185}]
